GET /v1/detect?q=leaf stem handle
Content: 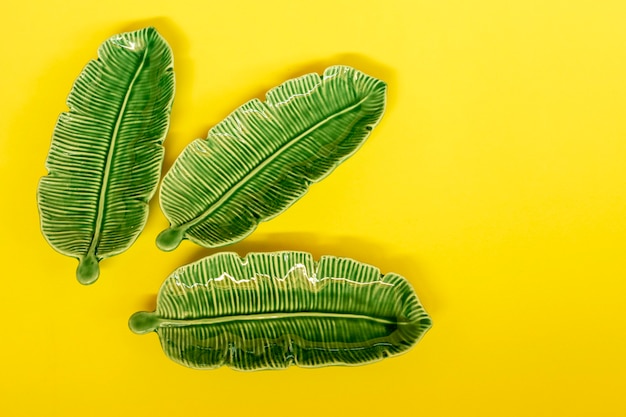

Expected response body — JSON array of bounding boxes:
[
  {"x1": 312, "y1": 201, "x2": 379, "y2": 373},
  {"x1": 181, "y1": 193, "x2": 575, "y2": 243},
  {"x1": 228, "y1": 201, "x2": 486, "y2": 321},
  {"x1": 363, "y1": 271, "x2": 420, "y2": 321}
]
[
  {"x1": 156, "y1": 226, "x2": 185, "y2": 251},
  {"x1": 76, "y1": 254, "x2": 100, "y2": 285},
  {"x1": 129, "y1": 311, "x2": 160, "y2": 334}
]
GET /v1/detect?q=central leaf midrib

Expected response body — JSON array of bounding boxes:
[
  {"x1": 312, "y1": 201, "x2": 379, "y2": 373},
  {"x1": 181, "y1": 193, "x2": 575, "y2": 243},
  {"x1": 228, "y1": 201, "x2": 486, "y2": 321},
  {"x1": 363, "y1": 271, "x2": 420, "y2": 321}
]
[
  {"x1": 87, "y1": 47, "x2": 149, "y2": 257},
  {"x1": 180, "y1": 96, "x2": 370, "y2": 230},
  {"x1": 156, "y1": 311, "x2": 407, "y2": 328}
]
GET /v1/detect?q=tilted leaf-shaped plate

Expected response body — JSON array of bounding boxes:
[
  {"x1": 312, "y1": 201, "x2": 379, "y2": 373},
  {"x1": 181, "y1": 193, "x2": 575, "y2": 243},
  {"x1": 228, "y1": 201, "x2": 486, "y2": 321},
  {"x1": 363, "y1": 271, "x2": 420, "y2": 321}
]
[
  {"x1": 37, "y1": 27, "x2": 175, "y2": 284},
  {"x1": 156, "y1": 66, "x2": 386, "y2": 251},
  {"x1": 129, "y1": 252, "x2": 431, "y2": 370}
]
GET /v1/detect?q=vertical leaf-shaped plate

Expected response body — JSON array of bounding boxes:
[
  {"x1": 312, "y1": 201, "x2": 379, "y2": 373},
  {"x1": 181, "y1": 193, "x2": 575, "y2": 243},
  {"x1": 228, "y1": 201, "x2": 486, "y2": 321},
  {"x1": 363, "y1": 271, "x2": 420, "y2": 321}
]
[
  {"x1": 129, "y1": 252, "x2": 431, "y2": 370},
  {"x1": 37, "y1": 27, "x2": 175, "y2": 284},
  {"x1": 157, "y1": 66, "x2": 386, "y2": 251}
]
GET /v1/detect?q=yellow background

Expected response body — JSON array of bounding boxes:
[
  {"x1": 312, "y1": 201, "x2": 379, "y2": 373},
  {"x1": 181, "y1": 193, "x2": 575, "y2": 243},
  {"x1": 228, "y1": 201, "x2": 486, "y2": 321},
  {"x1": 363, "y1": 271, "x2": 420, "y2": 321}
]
[{"x1": 1, "y1": 1, "x2": 625, "y2": 415}]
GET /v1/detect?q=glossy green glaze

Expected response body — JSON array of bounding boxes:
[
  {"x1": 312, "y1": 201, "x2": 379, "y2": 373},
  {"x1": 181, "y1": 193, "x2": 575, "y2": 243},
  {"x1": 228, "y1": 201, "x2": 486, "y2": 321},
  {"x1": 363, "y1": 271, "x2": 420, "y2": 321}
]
[
  {"x1": 129, "y1": 252, "x2": 431, "y2": 370},
  {"x1": 37, "y1": 27, "x2": 175, "y2": 284},
  {"x1": 156, "y1": 66, "x2": 386, "y2": 251}
]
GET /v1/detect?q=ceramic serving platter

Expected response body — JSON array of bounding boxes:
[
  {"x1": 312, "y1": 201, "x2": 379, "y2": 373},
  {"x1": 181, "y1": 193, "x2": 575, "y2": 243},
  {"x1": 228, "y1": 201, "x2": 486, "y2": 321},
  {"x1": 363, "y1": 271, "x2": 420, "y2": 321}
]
[
  {"x1": 129, "y1": 251, "x2": 431, "y2": 371},
  {"x1": 37, "y1": 27, "x2": 175, "y2": 284},
  {"x1": 156, "y1": 66, "x2": 386, "y2": 251}
]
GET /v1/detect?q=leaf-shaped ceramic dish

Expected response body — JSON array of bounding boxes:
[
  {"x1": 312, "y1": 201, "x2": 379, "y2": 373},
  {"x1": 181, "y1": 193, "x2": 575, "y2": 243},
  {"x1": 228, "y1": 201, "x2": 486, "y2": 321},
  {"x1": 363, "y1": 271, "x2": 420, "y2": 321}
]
[
  {"x1": 129, "y1": 252, "x2": 431, "y2": 370},
  {"x1": 156, "y1": 66, "x2": 386, "y2": 251},
  {"x1": 37, "y1": 27, "x2": 175, "y2": 284}
]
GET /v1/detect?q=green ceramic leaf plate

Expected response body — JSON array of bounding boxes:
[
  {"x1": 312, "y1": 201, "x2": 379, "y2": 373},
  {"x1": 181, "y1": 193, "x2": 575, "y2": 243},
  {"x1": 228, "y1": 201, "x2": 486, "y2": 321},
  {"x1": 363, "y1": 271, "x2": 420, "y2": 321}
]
[
  {"x1": 156, "y1": 66, "x2": 386, "y2": 251},
  {"x1": 37, "y1": 27, "x2": 175, "y2": 284},
  {"x1": 129, "y1": 251, "x2": 431, "y2": 370}
]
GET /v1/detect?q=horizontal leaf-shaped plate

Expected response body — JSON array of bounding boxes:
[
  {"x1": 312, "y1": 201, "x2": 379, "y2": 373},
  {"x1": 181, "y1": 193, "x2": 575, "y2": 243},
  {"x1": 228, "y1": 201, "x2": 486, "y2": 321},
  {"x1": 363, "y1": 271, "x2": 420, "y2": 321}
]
[
  {"x1": 156, "y1": 66, "x2": 386, "y2": 251},
  {"x1": 37, "y1": 27, "x2": 175, "y2": 284},
  {"x1": 129, "y1": 252, "x2": 431, "y2": 370}
]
